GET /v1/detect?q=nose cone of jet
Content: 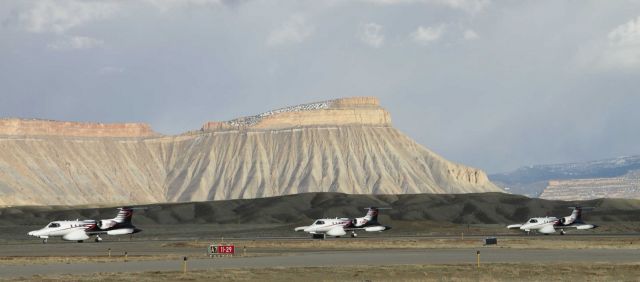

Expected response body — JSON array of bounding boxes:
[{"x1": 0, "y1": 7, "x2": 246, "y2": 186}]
[{"x1": 28, "y1": 231, "x2": 35, "y2": 236}]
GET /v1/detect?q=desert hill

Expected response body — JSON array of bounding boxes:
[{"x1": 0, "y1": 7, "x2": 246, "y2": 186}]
[
  {"x1": 2, "y1": 192, "x2": 640, "y2": 231},
  {"x1": 0, "y1": 97, "x2": 501, "y2": 206}
]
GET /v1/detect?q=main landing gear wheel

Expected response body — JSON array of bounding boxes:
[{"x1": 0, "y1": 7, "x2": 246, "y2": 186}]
[
  {"x1": 351, "y1": 232, "x2": 358, "y2": 238},
  {"x1": 42, "y1": 238, "x2": 48, "y2": 244},
  {"x1": 560, "y1": 230, "x2": 566, "y2": 235},
  {"x1": 95, "y1": 235, "x2": 103, "y2": 243}
]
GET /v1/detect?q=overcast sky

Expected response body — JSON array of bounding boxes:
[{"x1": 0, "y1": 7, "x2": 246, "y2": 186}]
[{"x1": 2, "y1": 0, "x2": 640, "y2": 173}]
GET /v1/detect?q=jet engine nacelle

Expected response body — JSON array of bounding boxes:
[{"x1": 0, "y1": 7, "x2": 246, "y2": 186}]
[
  {"x1": 326, "y1": 227, "x2": 347, "y2": 237},
  {"x1": 62, "y1": 230, "x2": 90, "y2": 241},
  {"x1": 97, "y1": 219, "x2": 117, "y2": 230},
  {"x1": 558, "y1": 216, "x2": 574, "y2": 225},
  {"x1": 107, "y1": 228, "x2": 134, "y2": 235},
  {"x1": 352, "y1": 217, "x2": 367, "y2": 227},
  {"x1": 364, "y1": 226, "x2": 386, "y2": 232}
]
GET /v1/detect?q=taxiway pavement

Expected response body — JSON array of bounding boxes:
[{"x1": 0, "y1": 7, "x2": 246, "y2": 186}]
[{"x1": 1, "y1": 239, "x2": 640, "y2": 279}]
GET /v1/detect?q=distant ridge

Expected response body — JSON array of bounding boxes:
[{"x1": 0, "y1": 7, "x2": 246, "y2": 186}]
[
  {"x1": 491, "y1": 155, "x2": 640, "y2": 198},
  {"x1": 0, "y1": 97, "x2": 501, "y2": 206}
]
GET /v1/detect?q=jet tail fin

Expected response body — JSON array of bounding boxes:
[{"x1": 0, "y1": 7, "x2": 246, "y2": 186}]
[
  {"x1": 113, "y1": 207, "x2": 134, "y2": 223},
  {"x1": 363, "y1": 207, "x2": 391, "y2": 224},
  {"x1": 568, "y1": 206, "x2": 594, "y2": 223}
]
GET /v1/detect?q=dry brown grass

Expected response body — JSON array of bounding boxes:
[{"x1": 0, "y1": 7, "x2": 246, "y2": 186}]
[
  {"x1": 162, "y1": 237, "x2": 640, "y2": 251},
  {"x1": 8, "y1": 263, "x2": 640, "y2": 282},
  {"x1": 0, "y1": 255, "x2": 179, "y2": 266}
]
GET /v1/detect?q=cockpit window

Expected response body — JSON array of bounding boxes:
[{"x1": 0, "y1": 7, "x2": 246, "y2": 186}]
[
  {"x1": 528, "y1": 219, "x2": 538, "y2": 223},
  {"x1": 314, "y1": 220, "x2": 325, "y2": 225},
  {"x1": 47, "y1": 223, "x2": 60, "y2": 228}
]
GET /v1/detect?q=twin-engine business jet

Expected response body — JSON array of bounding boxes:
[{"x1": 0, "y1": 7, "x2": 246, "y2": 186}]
[
  {"x1": 507, "y1": 207, "x2": 597, "y2": 235},
  {"x1": 27, "y1": 207, "x2": 142, "y2": 243},
  {"x1": 294, "y1": 207, "x2": 391, "y2": 239}
]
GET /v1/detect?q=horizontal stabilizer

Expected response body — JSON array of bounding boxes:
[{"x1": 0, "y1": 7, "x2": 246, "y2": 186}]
[
  {"x1": 507, "y1": 224, "x2": 523, "y2": 229},
  {"x1": 364, "y1": 226, "x2": 386, "y2": 232},
  {"x1": 576, "y1": 224, "x2": 596, "y2": 230}
]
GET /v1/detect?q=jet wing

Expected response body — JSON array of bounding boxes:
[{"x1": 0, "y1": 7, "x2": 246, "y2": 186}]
[
  {"x1": 85, "y1": 230, "x2": 108, "y2": 235},
  {"x1": 539, "y1": 224, "x2": 556, "y2": 234},
  {"x1": 345, "y1": 225, "x2": 390, "y2": 232},
  {"x1": 560, "y1": 224, "x2": 597, "y2": 230}
]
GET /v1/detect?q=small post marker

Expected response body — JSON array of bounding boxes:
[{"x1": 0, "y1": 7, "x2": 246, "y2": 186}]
[
  {"x1": 183, "y1": 256, "x2": 188, "y2": 274},
  {"x1": 124, "y1": 251, "x2": 128, "y2": 263},
  {"x1": 461, "y1": 232, "x2": 464, "y2": 240},
  {"x1": 243, "y1": 246, "x2": 247, "y2": 257},
  {"x1": 476, "y1": 250, "x2": 480, "y2": 268}
]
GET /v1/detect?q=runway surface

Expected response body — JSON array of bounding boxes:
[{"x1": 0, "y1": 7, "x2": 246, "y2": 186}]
[{"x1": 2, "y1": 237, "x2": 640, "y2": 279}]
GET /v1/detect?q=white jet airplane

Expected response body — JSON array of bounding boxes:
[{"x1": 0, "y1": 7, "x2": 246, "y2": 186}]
[
  {"x1": 27, "y1": 207, "x2": 142, "y2": 243},
  {"x1": 507, "y1": 206, "x2": 597, "y2": 235},
  {"x1": 294, "y1": 207, "x2": 392, "y2": 239}
]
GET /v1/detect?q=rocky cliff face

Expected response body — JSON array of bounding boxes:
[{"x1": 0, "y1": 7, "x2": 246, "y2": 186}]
[
  {"x1": 0, "y1": 97, "x2": 501, "y2": 206},
  {"x1": 201, "y1": 97, "x2": 390, "y2": 130},
  {"x1": 0, "y1": 119, "x2": 157, "y2": 138},
  {"x1": 539, "y1": 170, "x2": 640, "y2": 200}
]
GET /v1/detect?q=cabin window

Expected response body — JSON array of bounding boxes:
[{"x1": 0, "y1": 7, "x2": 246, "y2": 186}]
[
  {"x1": 47, "y1": 223, "x2": 60, "y2": 228},
  {"x1": 528, "y1": 219, "x2": 537, "y2": 223},
  {"x1": 314, "y1": 220, "x2": 325, "y2": 225}
]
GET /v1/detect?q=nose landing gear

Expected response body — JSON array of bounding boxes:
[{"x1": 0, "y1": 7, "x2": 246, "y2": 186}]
[{"x1": 95, "y1": 235, "x2": 103, "y2": 242}]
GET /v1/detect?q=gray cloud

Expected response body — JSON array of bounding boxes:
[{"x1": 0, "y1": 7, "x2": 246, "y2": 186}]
[
  {"x1": 266, "y1": 15, "x2": 314, "y2": 47},
  {"x1": 47, "y1": 35, "x2": 103, "y2": 50},
  {"x1": 1, "y1": 0, "x2": 640, "y2": 173}
]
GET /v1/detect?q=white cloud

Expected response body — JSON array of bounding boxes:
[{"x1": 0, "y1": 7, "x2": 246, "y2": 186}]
[
  {"x1": 47, "y1": 36, "x2": 104, "y2": 51},
  {"x1": 577, "y1": 16, "x2": 640, "y2": 70},
  {"x1": 143, "y1": 0, "x2": 223, "y2": 13},
  {"x1": 463, "y1": 29, "x2": 479, "y2": 40},
  {"x1": 360, "y1": 0, "x2": 490, "y2": 14},
  {"x1": 19, "y1": 0, "x2": 119, "y2": 34},
  {"x1": 600, "y1": 16, "x2": 640, "y2": 69},
  {"x1": 411, "y1": 25, "x2": 445, "y2": 45},
  {"x1": 436, "y1": 0, "x2": 490, "y2": 14},
  {"x1": 358, "y1": 22, "x2": 385, "y2": 48},
  {"x1": 267, "y1": 15, "x2": 314, "y2": 47}
]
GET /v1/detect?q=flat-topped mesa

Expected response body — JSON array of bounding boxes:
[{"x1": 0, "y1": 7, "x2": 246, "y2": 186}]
[
  {"x1": 201, "y1": 97, "x2": 391, "y2": 131},
  {"x1": 0, "y1": 118, "x2": 158, "y2": 138}
]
